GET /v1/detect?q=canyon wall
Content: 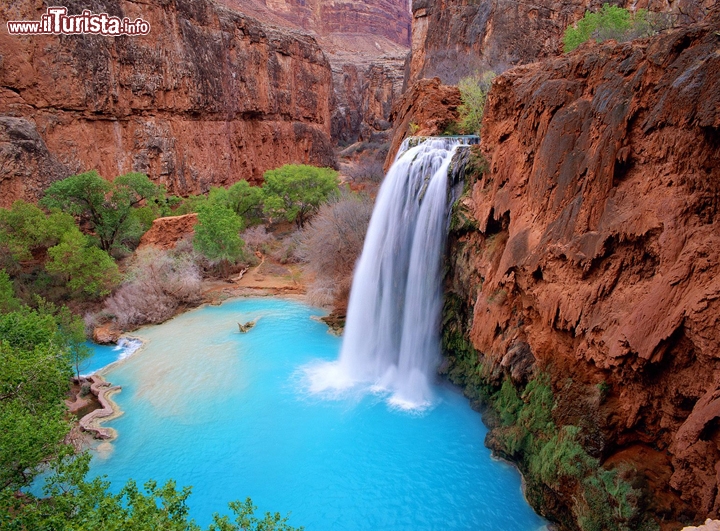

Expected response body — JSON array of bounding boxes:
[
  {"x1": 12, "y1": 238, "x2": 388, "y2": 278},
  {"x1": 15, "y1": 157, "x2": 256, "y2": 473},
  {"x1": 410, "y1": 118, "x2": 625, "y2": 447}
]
[
  {"x1": 408, "y1": 0, "x2": 715, "y2": 85},
  {"x1": 0, "y1": 0, "x2": 336, "y2": 207},
  {"x1": 442, "y1": 12, "x2": 720, "y2": 529},
  {"x1": 221, "y1": 0, "x2": 411, "y2": 145}
]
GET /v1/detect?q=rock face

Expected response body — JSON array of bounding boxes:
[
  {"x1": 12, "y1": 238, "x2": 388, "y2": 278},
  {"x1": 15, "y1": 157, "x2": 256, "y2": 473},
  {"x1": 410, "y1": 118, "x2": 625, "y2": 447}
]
[
  {"x1": 137, "y1": 213, "x2": 198, "y2": 250},
  {"x1": 0, "y1": 0, "x2": 335, "y2": 206},
  {"x1": 408, "y1": 0, "x2": 715, "y2": 85},
  {"x1": 443, "y1": 13, "x2": 720, "y2": 527},
  {"x1": 220, "y1": 0, "x2": 411, "y2": 145},
  {"x1": 384, "y1": 77, "x2": 461, "y2": 169},
  {"x1": 222, "y1": 0, "x2": 411, "y2": 47}
]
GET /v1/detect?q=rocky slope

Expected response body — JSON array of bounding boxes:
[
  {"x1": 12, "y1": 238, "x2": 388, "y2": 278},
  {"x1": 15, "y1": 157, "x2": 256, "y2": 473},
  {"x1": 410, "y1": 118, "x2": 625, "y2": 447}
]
[
  {"x1": 0, "y1": 0, "x2": 335, "y2": 206},
  {"x1": 408, "y1": 0, "x2": 715, "y2": 85},
  {"x1": 440, "y1": 12, "x2": 720, "y2": 530}
]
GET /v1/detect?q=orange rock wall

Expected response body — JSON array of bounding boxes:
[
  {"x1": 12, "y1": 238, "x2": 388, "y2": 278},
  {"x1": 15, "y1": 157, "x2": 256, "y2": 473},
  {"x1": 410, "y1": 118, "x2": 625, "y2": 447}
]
[
  {"x1": 0, "y1": 0, "x2": 335, "y2": 207},
  {"x1": 445, "y1": 14, "x2": 720, "y2": 523},
  {"x1": 408, "y1": 0, "x2": 715, "y2": 84}
]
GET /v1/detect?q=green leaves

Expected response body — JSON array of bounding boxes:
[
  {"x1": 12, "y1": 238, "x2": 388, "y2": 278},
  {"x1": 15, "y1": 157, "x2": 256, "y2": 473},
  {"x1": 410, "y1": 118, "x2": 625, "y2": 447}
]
[
  {"x1": 41, "y1": 170, "x2": 164, "y2": 253},
  {"x1": 262, "y1": 165, "x2": 339, "y2": 228},
  {"x1": 456, "y1": 71, "x2": 496, "y2": 136},
  {"x1": 45, "y1": 229, "x2": 120, "y2": 299},
  {"x1": 193, "y1": 203, "x2": 245, "y2": 265},
  {"x1": 563, "y1": 4, "x2": 653, "y2": 52}
]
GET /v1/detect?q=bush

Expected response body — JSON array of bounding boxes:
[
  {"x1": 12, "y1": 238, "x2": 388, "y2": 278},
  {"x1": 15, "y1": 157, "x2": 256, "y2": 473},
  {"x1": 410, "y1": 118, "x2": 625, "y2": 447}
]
[
  {"x1": 45, "y1": 229, "x2": 121, "y2": 299},
  {"x1": 262, "y1": 164, "x2": 339, "y2": 228},
  {"x1": 41, "y1": 170, "x2": 164, "y2": 254},
  {"x1": 103, "y1": 247, "x2": 202, "y2": 329},
  {"x1": 296, "y1": 191, "x2": 373, "y2": 305},
  {"x1": 242, "y1": 225, "x2": 275, "y2": 254},
  {"x1": 193, "y1": 203, "x2": 245, "y2": 270},
  {"x1": 456, "y1": 71, "x2": 496, "y2": 135},
  {"x1": 563, "y1": 4, "x2": 654, "y2": 52}
]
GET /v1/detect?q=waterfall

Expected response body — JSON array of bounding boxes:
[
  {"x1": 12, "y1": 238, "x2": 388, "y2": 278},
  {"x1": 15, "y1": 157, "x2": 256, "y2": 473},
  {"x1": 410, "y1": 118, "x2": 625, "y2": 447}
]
[{"x1": 307, "y1": 136, "x2": 474, "y2": 409}]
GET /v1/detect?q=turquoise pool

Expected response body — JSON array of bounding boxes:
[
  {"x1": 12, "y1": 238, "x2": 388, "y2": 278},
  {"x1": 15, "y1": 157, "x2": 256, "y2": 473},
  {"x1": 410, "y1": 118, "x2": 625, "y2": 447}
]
[{"x1": 90, "y1": 298, "x2": 546, "y2": 530}]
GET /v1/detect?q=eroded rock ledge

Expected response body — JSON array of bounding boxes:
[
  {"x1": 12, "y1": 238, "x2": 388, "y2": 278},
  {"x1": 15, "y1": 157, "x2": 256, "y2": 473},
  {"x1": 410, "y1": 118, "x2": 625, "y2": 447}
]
[{"x1": 443, "y1": 11, "x2": 720, "y2": 530}]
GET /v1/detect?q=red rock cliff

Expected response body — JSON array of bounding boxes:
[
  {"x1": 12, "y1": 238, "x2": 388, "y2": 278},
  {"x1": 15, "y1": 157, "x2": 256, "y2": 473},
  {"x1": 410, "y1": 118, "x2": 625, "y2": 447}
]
[
  {"x1": 0, "y1": 0, "x2": 336, "y2": 206},
  {"x1": 443, "y1": 13, "x2": 720, "y2": 527},
  {"x1": 408, "y1": 0, "x2": 715, "y2": 84}
]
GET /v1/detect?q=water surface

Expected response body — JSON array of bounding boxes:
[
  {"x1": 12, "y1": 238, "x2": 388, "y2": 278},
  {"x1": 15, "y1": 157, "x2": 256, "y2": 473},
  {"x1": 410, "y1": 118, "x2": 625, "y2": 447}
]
[{"x1": 92, "y1": 298, "x2": 545, "y2": 531}]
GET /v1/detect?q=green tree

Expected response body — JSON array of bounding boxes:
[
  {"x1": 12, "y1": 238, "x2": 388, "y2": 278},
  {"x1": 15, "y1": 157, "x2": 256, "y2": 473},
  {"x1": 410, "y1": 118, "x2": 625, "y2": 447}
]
[
  {"x1": 563, "y1": 4, "x2": 651, "y2": 52},
  {"x1": 0, "y1": 200, "x2": 76, "y2": 272},
  {"x1": 456, "y1": 71, "x2": 496, "y2": 135},
  {"x1": 41, "y1": 170, "x2": 164, "y2": 253},
  {"x1": 262, "y1": 165, "x2": 338, "y2": 228},
  {"x1": 209, "y1": 180, "x2": 265, "y2": 226},
  {"x1": 45, "y1": 229, "x2": 121, "y2": 298},
  {"x1": 0, "y1": 270, "x2": 20, "y2": 313},
  {"x1": 193, "y1": 203, "x2": 245, "y2": 272}
]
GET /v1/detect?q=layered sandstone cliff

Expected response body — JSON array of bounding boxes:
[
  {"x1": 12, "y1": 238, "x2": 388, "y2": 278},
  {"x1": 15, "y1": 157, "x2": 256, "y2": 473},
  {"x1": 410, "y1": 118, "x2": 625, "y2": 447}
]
[
  {"x1": 220, "y1": 0, "x2": 411, "y2": 144},
  {"x1": 0, "y1": 0, "x2": 335, "y2": 206},
  {"x1": 408, "y1": 0, "x2": 715, "y2": 85},
  {"x1": 441, "y1": 13, "x2": 720, "y2": 529}
]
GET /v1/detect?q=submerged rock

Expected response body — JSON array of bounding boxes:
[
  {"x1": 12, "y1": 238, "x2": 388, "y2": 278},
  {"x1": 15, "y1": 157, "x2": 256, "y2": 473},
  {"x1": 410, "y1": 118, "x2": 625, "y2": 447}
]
[{"x1": 238, "y1": 319, "x2": 259, "y2": 333}]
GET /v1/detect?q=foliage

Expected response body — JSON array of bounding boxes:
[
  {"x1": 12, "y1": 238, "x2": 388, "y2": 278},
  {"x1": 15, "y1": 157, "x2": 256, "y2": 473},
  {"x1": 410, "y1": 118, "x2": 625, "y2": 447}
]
[
  {"x1": 103, "y1": 246, "x2": 202, "y2": 329},
  {"x1": 209, "y1": 181, "x2": 265, "y2": 226},
  {"x1": 456, "y1": 71, "x2": 496, "y2": 135},
  {"x1": 41, "y1": 170, "x2": 164, "y2": 253},
  {"x1": 563, "y1": 4, "x2": 653, "y2": 52},
  {"x1": 296, "y1": 190, "x2": 373, "y2": 305},
  {"x1": 262, "y1": 165, "x2": 339, "y2": 229},
  {"x1": 0, "y1": 201, "x2": 77, "y2": 272},
  {"x1": 45, "y1": 229, "x2": 121, "y2": 298},
  {"x1": 193, "y1": 203, "x2": 245, "y2": 268},
  {"x1": 0, "y1": 270, "x2": 21, "y2": 313}
]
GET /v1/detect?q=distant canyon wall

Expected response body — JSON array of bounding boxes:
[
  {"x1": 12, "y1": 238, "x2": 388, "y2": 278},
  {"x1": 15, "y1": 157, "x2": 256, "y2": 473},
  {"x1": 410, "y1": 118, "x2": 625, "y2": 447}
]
[
  {"x1": 0, "y1": 0, "x2": 336, "y2": 207},
  {"x1": 220, "y1": 0, "x2": 412, "y2": 145},
  {"x1": 408, "y1": 0, "x2": 715, "y2": 85},
  {"x1": 444, "y1": 11, "x2": 720, "y2": 527}
]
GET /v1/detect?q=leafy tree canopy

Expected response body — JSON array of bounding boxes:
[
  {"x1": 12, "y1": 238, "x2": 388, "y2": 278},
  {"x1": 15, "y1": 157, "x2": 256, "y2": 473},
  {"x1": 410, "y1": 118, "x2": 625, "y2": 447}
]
[
  {"x1": 193, "y1": 203, "x2": 245, "y2": 266},
  {"x1": 262, "y1": 165, "x2": 338, "y2": 228},
  {"x1": 41, "y1": 170, "x2": 164, "y2": 253},
  {"x1": 209, "y1": 180, "x2": 265, "y2": 227}
]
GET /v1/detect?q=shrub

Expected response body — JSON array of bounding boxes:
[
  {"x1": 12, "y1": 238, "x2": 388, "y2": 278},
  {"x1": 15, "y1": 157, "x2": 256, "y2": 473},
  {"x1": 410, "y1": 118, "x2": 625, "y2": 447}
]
[
  {"x1": 457, "y1": 71, "x2": 496, "y2": 135},
  {"x1": 262, "y1": 164, "x2": 339, "y2": 228},
  {"x1": 45, "y1": 230, "x2": 121, "y2": 299},
  {"x1": 193, "y1": 202, "x2": 245, "y2": 270},
  {"x1": 242, "y1": 225, "x2": 275, "y2": 254},
  {"x1": 296, "y1": 191, "x2": 373, "y2": 305},
  {"x1": 563, "y1": 4, "x2": 654, "y2": 52},
  {"x1": 103, "y1": 247, "x2": 202, "y2": 329},
  {"x1": 41, "y1": 170, "x2": 164, "y2": 254}
]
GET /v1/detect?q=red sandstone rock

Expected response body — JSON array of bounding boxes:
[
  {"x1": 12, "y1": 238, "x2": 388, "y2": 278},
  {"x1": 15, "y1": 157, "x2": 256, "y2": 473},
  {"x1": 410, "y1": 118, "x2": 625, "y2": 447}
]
[
  {"x1": 384, "y1": 77, "x2": 461, "y2": 170},
  {"x1": 0, "y1": 0, "x2": 336, "y2": 206},
  {"x1": 444, "y1": 12, "x2": 720, "y2": 525},
  {"x1": 408, "y1": 0, "x2": 715, "y2": 85},
  {"x1": 138, "y1": 213, "x2": 198, "y2": 251},
  {"x1": 92, "y1": 322, "x2": 122, "y2": 345}
]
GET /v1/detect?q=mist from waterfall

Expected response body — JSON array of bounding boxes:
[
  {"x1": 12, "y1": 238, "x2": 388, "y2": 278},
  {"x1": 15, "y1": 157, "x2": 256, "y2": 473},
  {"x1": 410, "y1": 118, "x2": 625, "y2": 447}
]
[{"x1": 306, "y1": 137, "x2": 470, "y2": 409}]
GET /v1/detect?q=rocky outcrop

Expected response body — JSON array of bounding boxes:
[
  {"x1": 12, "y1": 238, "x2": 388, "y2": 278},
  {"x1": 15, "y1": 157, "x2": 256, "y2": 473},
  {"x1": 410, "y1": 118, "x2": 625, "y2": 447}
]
[
  {"x1": 138, "y1": 213, "x2": 198, "y2": 250},
  {"x1": 384, "y1": 77, "x2": 461, "y2": 169},
  {"x1": 0, "y1": 0, "x2": 335, "y2": 206},
  {"x1": 408, "y1": 0, "x2": 715, "y2": 85},
  {"x1": 444, "y1": 12, "x2": 720, "y2": 529}
]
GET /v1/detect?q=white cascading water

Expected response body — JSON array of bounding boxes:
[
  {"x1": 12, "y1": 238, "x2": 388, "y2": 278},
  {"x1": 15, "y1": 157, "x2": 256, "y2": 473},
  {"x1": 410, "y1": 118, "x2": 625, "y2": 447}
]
[{"x1": 307, "y1": 137, "x2": 471, "y2": 409}]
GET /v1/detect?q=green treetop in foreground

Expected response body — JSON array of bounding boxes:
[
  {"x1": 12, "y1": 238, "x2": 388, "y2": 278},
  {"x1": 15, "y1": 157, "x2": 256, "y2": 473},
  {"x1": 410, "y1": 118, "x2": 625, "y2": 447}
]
[{"x1": 262, "y1": 165, "x2": 339, "y2": 229}]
